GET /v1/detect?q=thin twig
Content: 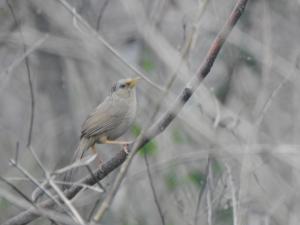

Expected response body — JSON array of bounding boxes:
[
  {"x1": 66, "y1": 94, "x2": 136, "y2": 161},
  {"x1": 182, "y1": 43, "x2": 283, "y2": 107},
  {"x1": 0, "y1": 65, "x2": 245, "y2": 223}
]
[
  {"x1": 6, "y1": 0, "x2": 35, "y2": 146},
  {"x1": 0, "y1": 176, "x2": 59, "y2": 225},
  {"x1": 206, "y1": 158, "x2": 213, "y2": 225},
  {"x1": 9, "y1": 159, "x2": 64, "y2": 210},
  {"x1": 47, "y1": 176, "x2": 85, "y2": 225},
  {"x1": 255, "y1": 70, "x2": 294, "y2": 127},
  {"x1": 0, "y1": 187, "x2": 77, "y2": 225},
  {"x1": 194, "y1": 156, "x2": 211, "y2": 225},
  {"x1": 56, "y1": 0, "x2": 165, "y2": 92},
  {"x1": 0, "y1": 34, "x2": 48, "y2": 91},
  {"x1": 85, "y1": 165, "x2": 106, "y2": 192},
  {"x1": 0, "y1": 176, "x2": 36, "y2": 208},
  {"x1": 32, "y1": 153, "x2": 97, "y2": 202},
  {"x1": 7, "y1": 176, "x2": 103, "y2": 193},
  {"x1": 144, "y1": 154, "x2": 166, "y2": 225},
  {"x1": 27, "y1": 145, "x2": 84, "y2": 224},
  {"x1": 14, "y1": 142, "x2": 20, "y2": 164},
  {"x1": 88, "y1": 197, "x2": 102, "y2": 222},
  {"x1": 96, "y1": 0, "x2": 110, "y2": 31},
  {"x1": 225, "y1": 163, "x2": 238, "y2": 225}
]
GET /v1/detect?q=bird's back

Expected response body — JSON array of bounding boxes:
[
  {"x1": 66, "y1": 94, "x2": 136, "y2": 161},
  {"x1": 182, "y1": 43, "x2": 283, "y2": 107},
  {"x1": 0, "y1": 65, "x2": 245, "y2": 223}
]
[{"x1": 80, "y1": 90, "x2": 136, "y2": 141}]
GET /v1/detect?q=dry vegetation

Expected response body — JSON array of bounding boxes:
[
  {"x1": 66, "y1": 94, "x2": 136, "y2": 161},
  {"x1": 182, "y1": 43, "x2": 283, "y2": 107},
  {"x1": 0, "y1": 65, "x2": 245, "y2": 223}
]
[{"x1": 0, "y1": 0, "x2": 299, "y2": 225}]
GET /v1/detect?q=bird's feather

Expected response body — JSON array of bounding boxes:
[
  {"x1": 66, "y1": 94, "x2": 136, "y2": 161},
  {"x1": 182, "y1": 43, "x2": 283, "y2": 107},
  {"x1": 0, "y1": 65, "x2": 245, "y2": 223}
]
[{"x1": 81, "y1": 97, "x2": 128, "y2": 138}]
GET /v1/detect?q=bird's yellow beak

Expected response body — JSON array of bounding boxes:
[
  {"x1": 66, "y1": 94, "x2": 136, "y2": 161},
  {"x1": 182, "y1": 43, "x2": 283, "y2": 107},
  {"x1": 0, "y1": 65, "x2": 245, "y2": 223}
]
[{"x1": 127, "y1": 77, "x2": 141, "y2": 88}]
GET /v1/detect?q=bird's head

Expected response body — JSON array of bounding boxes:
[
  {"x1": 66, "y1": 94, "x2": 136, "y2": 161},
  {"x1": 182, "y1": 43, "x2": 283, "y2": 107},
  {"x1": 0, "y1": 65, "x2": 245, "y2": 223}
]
[{"x1": 111, "y1": 77, "x2": 140, "y2": 98}]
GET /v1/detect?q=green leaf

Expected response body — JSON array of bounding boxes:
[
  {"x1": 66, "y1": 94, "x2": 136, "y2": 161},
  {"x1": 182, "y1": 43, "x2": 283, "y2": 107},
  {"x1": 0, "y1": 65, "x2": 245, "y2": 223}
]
[
  {"x1": 216, "y1": 207, "x2": 233, "y2": 225},
  {"x1": 140, "y1": 49, "x2": 155, "y2": 72},
  {"x1": 142, "y1": 58, "x2": 155, "y2": 72},
  {"x1": 187, "y1": 170, "x2": 206, "y2": 188},
  {"x1": 211, "y1": 159, "x2": 223, "y2": 175},
  {"x1": 132, "y1": 123, "x2": 157, "y2": 156},
  {"x1": 139, "y1": 140, "x2": 157, "y2": 156},
  {"x1": 239, "y1": 48, "x2": 260, "y2": 74},
  {"x1": 131, "y1": 123, "x2": 141, "y2": 137},
  {"x1": 172, "y1": 129, "x2": 185, "y2": 144},
  {"x1": 165, "y1": 170, "x2": 178, "y2": 191},
  {"x1": 0, "y1": 198, "x2": 9, "y2": 209}
]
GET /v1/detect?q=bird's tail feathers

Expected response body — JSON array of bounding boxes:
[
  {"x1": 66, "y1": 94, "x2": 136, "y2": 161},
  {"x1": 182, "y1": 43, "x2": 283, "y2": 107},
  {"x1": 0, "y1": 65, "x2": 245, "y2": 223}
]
[
  {"x1": 64, "y1": 138, "x2": 91, "y2": 185},
  {"x1": 72, "y1": 137, "x2": 91, "y2": 162}
]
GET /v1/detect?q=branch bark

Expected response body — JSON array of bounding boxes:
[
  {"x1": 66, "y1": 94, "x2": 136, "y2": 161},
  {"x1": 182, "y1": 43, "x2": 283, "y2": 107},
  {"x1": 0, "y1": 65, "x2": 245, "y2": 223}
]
[{"x1": 2, "y1": 0, "x2": 249, "y2": 224}]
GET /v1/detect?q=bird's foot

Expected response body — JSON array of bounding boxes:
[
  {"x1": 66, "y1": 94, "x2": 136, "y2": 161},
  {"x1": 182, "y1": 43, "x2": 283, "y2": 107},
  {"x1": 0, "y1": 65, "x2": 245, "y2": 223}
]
[
  {"x1": 122, "y1": 143, "x2": 132, "y2": 155},
  {"x1": 95, "y1": 154, "x2": 103, "y2": 168}
]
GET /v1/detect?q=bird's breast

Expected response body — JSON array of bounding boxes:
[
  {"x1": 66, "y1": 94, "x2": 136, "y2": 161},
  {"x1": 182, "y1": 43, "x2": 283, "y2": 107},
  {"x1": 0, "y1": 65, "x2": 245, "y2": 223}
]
[{"x1": 106, "y1": 95, "x2": 137, "y2": 140}]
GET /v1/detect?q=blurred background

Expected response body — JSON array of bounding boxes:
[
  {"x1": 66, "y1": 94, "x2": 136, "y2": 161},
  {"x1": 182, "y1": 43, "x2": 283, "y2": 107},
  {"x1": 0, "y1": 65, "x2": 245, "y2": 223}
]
[{"x1": 1, "y1": 0, "x2": 300, "y2": 224}]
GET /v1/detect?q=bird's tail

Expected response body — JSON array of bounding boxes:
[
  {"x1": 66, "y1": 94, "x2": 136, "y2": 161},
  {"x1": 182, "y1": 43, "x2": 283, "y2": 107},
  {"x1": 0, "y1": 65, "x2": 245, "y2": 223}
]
[
  {"x1": 63, "y1": 138, "x2": 91, "y2": 186},
  {"x1": 72, "y1": 137, "x2": 91, "y2": 162}
]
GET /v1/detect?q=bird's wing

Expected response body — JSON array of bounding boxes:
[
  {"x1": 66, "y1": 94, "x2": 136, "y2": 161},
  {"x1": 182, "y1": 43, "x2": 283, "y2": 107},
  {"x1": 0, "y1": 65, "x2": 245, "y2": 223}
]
[{"x1": 81, "y1": 97, "x2": 126, "y2": 138}]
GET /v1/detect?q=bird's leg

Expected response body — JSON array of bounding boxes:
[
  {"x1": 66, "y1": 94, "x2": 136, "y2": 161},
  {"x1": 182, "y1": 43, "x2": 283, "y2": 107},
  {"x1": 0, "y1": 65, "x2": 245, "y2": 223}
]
[
  {"x1": 104, "y1": 140, "x2": 132, "y2": 155},
  {"x1": 91, "y1": 144, "x2": 103, "y2": 167},
  {"x1": 123, "y1": 144, "x2": 130, "y2": 155},
  {"x1": 104, "y1": 140, "x2": 132, "y2": 145}
]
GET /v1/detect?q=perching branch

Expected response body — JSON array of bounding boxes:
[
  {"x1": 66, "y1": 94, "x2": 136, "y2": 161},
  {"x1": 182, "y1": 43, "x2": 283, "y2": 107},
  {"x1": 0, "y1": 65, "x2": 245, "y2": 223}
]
[{"x1": 2, "y1": 0, "x2": 249, "y2": 224}]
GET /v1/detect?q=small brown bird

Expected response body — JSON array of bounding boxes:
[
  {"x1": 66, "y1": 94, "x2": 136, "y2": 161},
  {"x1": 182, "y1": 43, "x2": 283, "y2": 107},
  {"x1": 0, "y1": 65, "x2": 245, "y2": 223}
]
[{"x1": 73, "y1": 77, "x2": 139, "y2": 162}]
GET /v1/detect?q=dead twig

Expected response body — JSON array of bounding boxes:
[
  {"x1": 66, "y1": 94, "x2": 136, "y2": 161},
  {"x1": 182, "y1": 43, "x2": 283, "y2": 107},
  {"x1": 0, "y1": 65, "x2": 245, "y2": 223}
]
[
  {"x1": 194, "y1": 156, "x2": 211, "y2": 225},
  {"x1": 144, "y1": 154, "x2": 166, "y2": 225},
  {"x1": 6, "y1": 0, "x2": 36, "y2": 146},
  {"x1": 56, "y1": 0, "x2": 165, "y2": 92}
]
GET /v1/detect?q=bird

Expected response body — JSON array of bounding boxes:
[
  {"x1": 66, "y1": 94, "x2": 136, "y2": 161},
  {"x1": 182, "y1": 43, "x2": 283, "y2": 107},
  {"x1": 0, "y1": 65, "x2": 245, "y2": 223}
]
[
  {"x1": 31, "y1": 78, "x2": 140, "y2": 201},
  {"x1": 73, "y1": 77, "x2": 140, "y2": 162}
]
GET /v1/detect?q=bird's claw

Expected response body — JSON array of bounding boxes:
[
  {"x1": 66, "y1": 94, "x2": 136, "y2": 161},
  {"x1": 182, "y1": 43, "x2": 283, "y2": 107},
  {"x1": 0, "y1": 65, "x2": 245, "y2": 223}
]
[{"x1": 123, "y1": 143, "x2": 130, "y2": 154}]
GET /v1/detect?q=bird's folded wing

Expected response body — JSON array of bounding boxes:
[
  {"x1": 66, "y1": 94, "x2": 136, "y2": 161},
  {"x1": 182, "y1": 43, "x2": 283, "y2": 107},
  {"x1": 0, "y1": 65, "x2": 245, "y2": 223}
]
[{"x1": 81, "y1": 98, "x2": 126, "y2": 138}]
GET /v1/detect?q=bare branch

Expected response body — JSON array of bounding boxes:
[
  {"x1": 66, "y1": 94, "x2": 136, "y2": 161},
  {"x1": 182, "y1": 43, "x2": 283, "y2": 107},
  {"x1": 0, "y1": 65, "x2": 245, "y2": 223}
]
[
  {"x1": 0, "y1": 35, "x2": 48, "y2": 91},
  {"x1": 47, "y1": 176, "x2": 85, "y2": 225},
  {"x1": 0, "y1": 186, "x2": 77, "y2": 225},
  {"x1": 8, "y1": 159, "x2": 64, "y2": 211},
  {"x1": 194, "y1": 156, "x2": 210, "y2": 225},
  {"x1": 225, "y1": 163, "x2": 239, "y2": 225},
  {"x1": 144, "y1": 154, "x2": 166, "y2": 225},
  {"x1": 96, "y1": 0, "x2": 110, "y2": 31},
  {"x1": 56, "y1": 0, "x2": 165, "y2": 92},
  {"x1": 6, "y1": 1, "x2": 41, "y2": 146}
]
